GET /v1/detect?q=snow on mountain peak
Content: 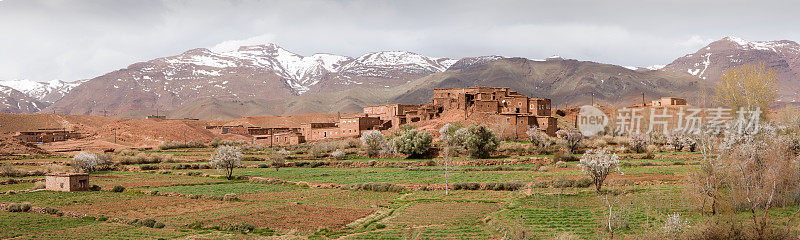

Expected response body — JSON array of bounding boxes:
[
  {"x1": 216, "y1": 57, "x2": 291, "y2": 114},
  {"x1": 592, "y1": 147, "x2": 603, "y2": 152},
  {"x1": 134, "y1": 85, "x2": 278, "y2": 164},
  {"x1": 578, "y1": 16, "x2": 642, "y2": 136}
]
[
  {"x1": 722, "y1": 36, "x2": 798, "y2": 52},
  {"x1": 0, "y1": 79, "x2": 85, "y2": 102}
]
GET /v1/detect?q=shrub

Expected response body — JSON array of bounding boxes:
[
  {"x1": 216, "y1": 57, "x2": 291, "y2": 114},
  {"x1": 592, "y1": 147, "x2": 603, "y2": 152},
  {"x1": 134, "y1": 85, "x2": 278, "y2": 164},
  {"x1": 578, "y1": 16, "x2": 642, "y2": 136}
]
[
  {"x1": 0, "y1": 166, "x2": 24, "y2": 177},
  {"x1": 6, "y1": 202, "x2": 31, "y2": 212},
  {"x1": 575, "y1": 177, "x2": 593, "y2": 188},
  {"x1": 270, "y1": 149, "x2": 288, "y2": 171},
  {"x1": 537, "y1": 166, "x2": 550, "y2": 172},
  {"x1": 360, "y1": 131, "x2": 385, "y2": 157},
  {"x1": 72, "y1": 152, "x2": 111, "y2": 173},
  {"x1": 462, "y1": 124, "x2": 500, "y2": 159},
  {"x1": 141, "y1": 218, "x2": 158, "y2": 228},
  {"x1": 552, "y1": 152, "x2": 578, "y2": 162},
  {"x1": 555, "y1": 161, "x2": 568, "y2": 168},
  {"x1": 223, "y1": 222, "x2": 256, "y2": 232},
  {"x1": 393, "y1": 129, "x2": 433, "y2": 158},
  {"x1": 89, "y1": 185, "x2": 102, "y2": 191},
  {"x1": 343, "y1": 182, "x2": 405, "y2": 192},
  {"x1": 33, "y1": 181, "x2": 46, "y2": 189},
  {"x1": 111, "y1": 185, "x2": 126, "y2": 192},
  {"x1": 42, "y1": 207, "x2": 60, "y2": 215},
  {"x1": 662, "y1": 213, "x2": 690, "y2": 237},
  {"x1": 451, "y1": 182, "x2": 481, "y2": 190},
  {"x1": 628, "y1": 133, "x2": 649, "y2": 153},
  {"x1": 140, "y1": 165, "x2": 159, "y2": 170},
  {"x1": 158, "y1": 141, "x2": 206, "y2": 150},
  {"x1": 309, "y1": 142, "x2": 333, "y2": 158},
  {"x1": 483, "y1": 181, "x2": 525, "y2": 191},
  {"x1": 153, "y1": 222, "x2": 166, "y2": 228},
  {"x1": 552, "y1": 177, "x2": 575, "y2": 188},
  {"x1": 223, "y1": 193, "x2": 239, "y2": 201},
  {"x1": 556, "y1": 128, "x2": 583, "y2": 153},
  {"x1": 331, "y1": 149, "x2": 347, "y2": 160}
]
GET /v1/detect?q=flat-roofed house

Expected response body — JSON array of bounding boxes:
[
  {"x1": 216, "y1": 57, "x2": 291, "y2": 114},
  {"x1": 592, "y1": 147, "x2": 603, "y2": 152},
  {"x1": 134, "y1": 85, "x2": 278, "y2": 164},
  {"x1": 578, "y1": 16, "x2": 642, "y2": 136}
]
[{"x1": 45, "y1": 173, "x2": 89, "y2": 192}]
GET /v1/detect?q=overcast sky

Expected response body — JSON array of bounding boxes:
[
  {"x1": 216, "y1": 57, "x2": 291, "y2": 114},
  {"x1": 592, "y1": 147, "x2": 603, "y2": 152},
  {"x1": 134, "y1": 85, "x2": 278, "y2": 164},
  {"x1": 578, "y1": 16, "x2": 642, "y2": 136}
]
[{"x1": 2, "y1": 0, "x2": 799, "y2": 82}]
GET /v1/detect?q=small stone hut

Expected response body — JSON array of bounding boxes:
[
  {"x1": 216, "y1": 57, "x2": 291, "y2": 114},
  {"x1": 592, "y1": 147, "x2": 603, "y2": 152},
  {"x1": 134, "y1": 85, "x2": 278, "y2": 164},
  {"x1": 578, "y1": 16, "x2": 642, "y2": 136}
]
[{"x1": 45, "y1": 173, "x2": 89, "y2": 192}]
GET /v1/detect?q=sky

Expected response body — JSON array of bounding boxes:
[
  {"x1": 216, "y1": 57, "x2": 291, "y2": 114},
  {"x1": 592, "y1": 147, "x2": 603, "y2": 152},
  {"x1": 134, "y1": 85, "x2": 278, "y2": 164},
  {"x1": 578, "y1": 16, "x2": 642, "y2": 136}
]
[{"x1": 1, "y1": 0, "x2": 799, "y2": 82}]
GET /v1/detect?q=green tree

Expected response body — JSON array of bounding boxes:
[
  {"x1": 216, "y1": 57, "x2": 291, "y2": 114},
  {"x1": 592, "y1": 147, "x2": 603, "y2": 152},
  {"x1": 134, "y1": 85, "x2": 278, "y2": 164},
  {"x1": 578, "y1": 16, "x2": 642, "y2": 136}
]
[
  {"x1": 462, "y1": 124, "x2": 499, "y2": 159},
  {"x1": 393, "y1": 129, "x2": 433, "y2": 158}
]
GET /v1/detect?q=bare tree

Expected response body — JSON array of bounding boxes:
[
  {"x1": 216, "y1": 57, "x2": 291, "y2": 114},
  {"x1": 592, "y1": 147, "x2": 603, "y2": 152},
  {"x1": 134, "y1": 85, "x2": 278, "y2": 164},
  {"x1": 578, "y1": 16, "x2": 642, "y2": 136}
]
[
  {"x1": 72, "y1": 152, "x2": 110, "y2": 173},
  {"x1": 578, "y1": 149, "x2": 624, "y2": 238},
  {"x1": 270, "y1": 148, "x2": 289, "y2": 171},
  {"x1": 210, "y1": 145, "x2": 243, "y2": 180},
  {"x1": 714, "y1": 62, "x2": 777, "y2": 112},
  {"x1": 360, "y1": 130, "x2": 386, "y2": 158},
  {"x1": 557, "y1": 128, "x2": 583, "y2": 154}
]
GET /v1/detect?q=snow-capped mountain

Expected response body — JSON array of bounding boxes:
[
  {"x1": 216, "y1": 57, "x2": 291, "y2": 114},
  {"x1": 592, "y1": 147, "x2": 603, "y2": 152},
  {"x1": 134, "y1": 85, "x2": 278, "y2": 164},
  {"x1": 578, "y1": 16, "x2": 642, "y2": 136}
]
[
  {"x1": 0, "y1": 79, "x2": 85, "y2": 103},
  {"x1": 662, "y1": 36, "x2": 800, "y2": 102},
  {"x1": 44, "y1": 43, "x2": 495, "y2": 116},
  {"x1": 0, "y1": 85, "x2": 45, "y2": 113}
]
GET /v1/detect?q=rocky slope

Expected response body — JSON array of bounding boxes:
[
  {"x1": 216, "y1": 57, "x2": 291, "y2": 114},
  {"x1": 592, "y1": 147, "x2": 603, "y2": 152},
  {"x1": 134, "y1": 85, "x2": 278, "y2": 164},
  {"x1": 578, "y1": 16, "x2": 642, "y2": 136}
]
[
  {"x1": 662, "y1": 36, "x2": 800, "y2": 104},
  {"x1": 43, "y1": 44, "x2": 463, "y2": 116},
  {"x1": 170, "y1": 57, "x2": 713, "y2": 119},
  {"x1": 0, "y1": 85, "x2": 45, "y2": 113},
  {"x1": 0, "y1": 79, "x2": 85, "y2": 103}
]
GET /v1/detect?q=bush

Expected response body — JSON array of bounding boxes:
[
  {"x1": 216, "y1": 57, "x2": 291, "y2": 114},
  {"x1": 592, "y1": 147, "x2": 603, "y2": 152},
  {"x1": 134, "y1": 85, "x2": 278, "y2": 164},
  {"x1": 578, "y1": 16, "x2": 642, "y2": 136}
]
[
  {"x1": 575, "y1": 177, "x2": 593, "y2": 188},
  {"x1": 89, "y1": 185, "x2": 102, "y2": 191},
  {"x1": 331, "y1": 149, "x2": 347, "y2": 160},
  {"x1": 43, "y1": 207, "x2": 60, "y2": 215},
  {"x1": 0, "y1": 166, "x2": 24, "y2": 177},
  {"x1": 141, "y1": 218, "x2": 158, "y2": 228},
  {"x1": 556, "y1": 128, "x2": 583, "y2": 153},
  {"x1": 6, "y1": 202, "x2": 31, "y2": 212},
  {"x1": 555, "y1": 161, "x2": 568, "y2": 168},
  {"x1": 393, "y1": 129, "x2": 433, "y2": 158},
  {"x1": 140, "y1": 165, "x2": 159, "y2": 170},
  {"x1": 153, "y1": 222, "x2": 166, "y2": 228},
  {"x1": 223, "y1": 222, "x2": 256, "y2": 232},
  {"x1": 483, "y1": 181, "x2": 525, "y2": 191},
  {"x1": 552, "y1": 177, "x2": 575, "y2": 188},
  {"x1": 629, "y1": 133, "x2": 649, "y2": 153},
  {"x1": 33, "y1": 181, "x2": 46, "y2": 189},
  {"x1": 462, "y1": 124, "x2": 500, "y2": 159},
  {"x1": 222, "y1": 193, "x2": 239, "y2": 201},
  {"x1": 552, "y1": 152, "x2": 578, "y2": 162},
  {"x1": 72, "y1": 152, "x2": 111, "y2": 173},
  {"x1": 111, "y1": 185, "x2": 125, "y2": 192},
  {"x1": 451, "y1": 182, "x2": 481, "y2": 190},
  {"x1": 537, "y1": 166, "x2": 550, "y2": 172},
  {"x1": 343, "y1": 182, "x2": 405, "y2": 192},
  {"x1": 360, "y1": 131, "x2": 385, "y2": 157},
  {"x1": 242, "y1": 156, "x2": 265, "y2": 161},
  {"x1": 158, "y1": 141, "x2": 206, "y2": 150}
]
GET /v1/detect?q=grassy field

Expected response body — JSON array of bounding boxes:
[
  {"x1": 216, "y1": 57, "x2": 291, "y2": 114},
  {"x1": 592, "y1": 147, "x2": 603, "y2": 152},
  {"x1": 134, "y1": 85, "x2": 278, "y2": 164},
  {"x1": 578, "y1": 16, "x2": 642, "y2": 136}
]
[{"x1": 0, "y1": 144, "x2": 796, "y2": 239}]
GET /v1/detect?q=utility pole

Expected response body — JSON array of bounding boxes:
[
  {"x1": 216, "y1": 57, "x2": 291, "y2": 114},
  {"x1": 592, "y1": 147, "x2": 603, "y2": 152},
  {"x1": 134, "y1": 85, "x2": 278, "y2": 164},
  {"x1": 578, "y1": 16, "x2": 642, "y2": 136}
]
[
  {"x1": 591, "y1": 92, "x2": 595, "y2": 106},
  {"x1": 114, "y1": 128, "x2": 117, "y2": 143},
  {"x1": 641, "y1": 93, "x2": 645, "y2": 107}
]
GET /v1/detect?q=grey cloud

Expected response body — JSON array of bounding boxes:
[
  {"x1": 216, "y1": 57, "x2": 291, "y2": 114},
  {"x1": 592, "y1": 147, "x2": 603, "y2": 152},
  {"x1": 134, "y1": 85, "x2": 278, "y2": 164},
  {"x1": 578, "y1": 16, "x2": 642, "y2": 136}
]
[{"x1": 1, "y1": 0, "x2": 798, "y2": 82}]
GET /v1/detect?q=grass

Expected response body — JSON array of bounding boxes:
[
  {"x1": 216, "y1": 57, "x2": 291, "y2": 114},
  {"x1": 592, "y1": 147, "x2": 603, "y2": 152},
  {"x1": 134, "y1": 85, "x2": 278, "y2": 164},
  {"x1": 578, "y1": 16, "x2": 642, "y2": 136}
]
[{"x1": 2, "y1": 148, "x2": 796, "y2": 239}]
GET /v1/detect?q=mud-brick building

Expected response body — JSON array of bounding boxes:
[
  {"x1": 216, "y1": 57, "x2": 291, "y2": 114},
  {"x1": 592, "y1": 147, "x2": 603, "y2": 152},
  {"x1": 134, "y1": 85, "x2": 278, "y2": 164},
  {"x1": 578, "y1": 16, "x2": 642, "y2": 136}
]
[
  {"x1": 300, "y1": 116, "x2": 384, "y2": 141},
  {"x1": 253, "y1": 132, "x2": 305, "y2": 147},
  {"x1": 14, "y1": 129, "x2": 80, "y2": 143},
  {"x1": 45, "y1": 173, "x2": 89, "y2": 192},
  {"x1": 651, "y1": 97, "x2": 686, "y2": 107},
  {"x1": 493, "y1": 114, "x2": 558, "y2": 139},
  {"x1": 363, "y1": 86, "x2": 558, "y2": 136}
]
